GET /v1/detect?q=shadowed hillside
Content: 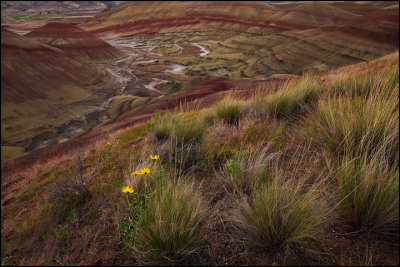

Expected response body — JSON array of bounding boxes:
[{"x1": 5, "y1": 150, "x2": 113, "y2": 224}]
[{"x1": 1, "y1": 28, "x2": 110, "y2": 153}]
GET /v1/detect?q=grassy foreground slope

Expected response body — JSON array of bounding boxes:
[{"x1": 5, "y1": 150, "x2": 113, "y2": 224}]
[{"x1": 1, "y1": 52, "x2": 398, "y2": 266}]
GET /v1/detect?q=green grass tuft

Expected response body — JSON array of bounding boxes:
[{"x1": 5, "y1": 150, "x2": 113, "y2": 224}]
[
  {"x1": 251, "y1": 76, "x2": 321, "y2": 117},
  {"x1": 148, "y1": 110, "x2": 210, "y2": 146},
  {"x1": 147, "y1": 110, "x2": 173, "y2": 143},
  {"x1": 117, "y1": 123, "x2": 147, "y2": 145},
  {"x1": 214, "y1": 97, "x2": 246, "y2": 125},
  {"x1": 171, "y1": 112, "x2": 209, "y2": 146},
  {"x1": 329, "y1": 64, "x2": 399, "y2": 98},
  {"x1": 130, "y1": 178, "x2": 209, "y2": 264},
  {"x1": 9, "y1": 13, "x2": 61, "y2": 20}
]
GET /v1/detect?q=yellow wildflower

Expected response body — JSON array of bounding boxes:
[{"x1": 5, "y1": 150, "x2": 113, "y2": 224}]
[
  {"x1": 150, "y1": 154, "x2": 160, "y2": 160},
  {"x1": 122, "y1": 186, "x2": 134, "y2": 194},
  {"x1": 131, "y1": 170, "x2": 142, "y2": 176},
  {"x1": 140, "y1": 168, "x2": 150, "y2": 175},
  {"x1": 107, "y1": 141, "x2": 112, "y2": 146}
]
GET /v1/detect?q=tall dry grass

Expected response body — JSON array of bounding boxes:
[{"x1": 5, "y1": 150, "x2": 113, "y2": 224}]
[
  {"x1": 307, "y1": 89, "x2": 399, "y2": 161},
  {"x1": 328, "y1": 57, "x2": 399, "y2": 98}
]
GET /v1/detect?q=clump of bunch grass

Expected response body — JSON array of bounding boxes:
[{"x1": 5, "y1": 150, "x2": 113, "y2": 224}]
[
  {"x1": 214, "y1": 97, "x2": 246, "y2": 125},
  {"x1": 199, "y1": 107, "x2": 217, "y2": 124},
  {"x1": 307, "y1": 90, "x2": 399, "y2": 160},
  {"x1": 131, "y1": 178, "x2": 209, "y2": 265},
  {"x1": 220, "y1": 143, "x2": 277, "y2": 194},
  {"x1": 230, "y1": 149, "x2": 329, "y2": 255},
  {"x1": 170, "y1": 111, "x2": 209, "y2": 146},
  {"x1": 199, "y1": 122, "x2": 241, "y2": 169},
  {"x1": 251, "y1": 75, "x2": 321, "y2": 117},
  {"x1": 232, "y1": 174, "x2": 327, "y2": 254},
  {"x1": 334, "y1": 150, "x2": 399, "y2": 237},
  {"x1": 147, "y1": 110, "x2": 173, "y2": 143},
  {"x1": 148, "y1": 110, "x2": 210, "y2": 146}
]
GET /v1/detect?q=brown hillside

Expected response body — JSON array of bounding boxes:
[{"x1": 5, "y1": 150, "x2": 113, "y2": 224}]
[
  {"x1": 79, "y1": 1, "x2": 279, "y2": 35},
  {"x1": 24, "y1": 22, "x2": 127, "y2": 63},
  {"x1": 1, "y1": 28, "x2": 109, "y2": 142},
  {"x1": 267, "y1": 2, "x2": 358, "y2": 30}
]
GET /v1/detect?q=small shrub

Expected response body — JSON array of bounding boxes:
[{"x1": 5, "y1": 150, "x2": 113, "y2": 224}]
[
  {"x1": 47, "y1": 180, "x2": 92, "y2": 225},
  {"x1": 130, "y1": 179, "x2": 209, "y2": 264},
  {"x1": 54, "y1": 225, "x2": 67, "y2": 241},
  {"x1": 240, "y1": 118, "x2": 286, "y2": 147}
]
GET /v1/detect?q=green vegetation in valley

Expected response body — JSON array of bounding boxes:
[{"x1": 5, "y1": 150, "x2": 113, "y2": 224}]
[
  {"x1": 150, "y1": 44, "x2": 182, "y2": 55},
  {"x1": 1, "y1": 146, "x2": 23, "y2": 162},
  {"x1": 9, "y1": 14, "x2": 61, "y2": 20}
]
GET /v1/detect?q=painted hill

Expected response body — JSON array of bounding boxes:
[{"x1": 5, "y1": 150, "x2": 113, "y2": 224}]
[
  {"x1": 24, "y1": 22, "x2": 127, "y2": 63},
  {"x1": 1, "y1": 1, "x2": 127, "y2": 14},
  {"x1": 79, "y1": 1, "x2": 279, "y2": 35},
  {"x1": 79, "y1": 1, "x2": 359, "y2": 35},
  {"x1": 267, "y1": 2, "x2": 358, "y2": 30},
  {"x1": 79, "y1": 1, "x2": 398, "y2": 78},
  {"x1": 1, "y1": 28, "x2": 109, "y2": 143}
]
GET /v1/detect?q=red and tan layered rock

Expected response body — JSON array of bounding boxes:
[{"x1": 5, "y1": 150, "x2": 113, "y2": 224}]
[
  {"x1": 25, "y1": 22, "x2": 127, "y2": 63},
  {"x1": 1, "y1": 27, "x2": 109, "y2": 103}
]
